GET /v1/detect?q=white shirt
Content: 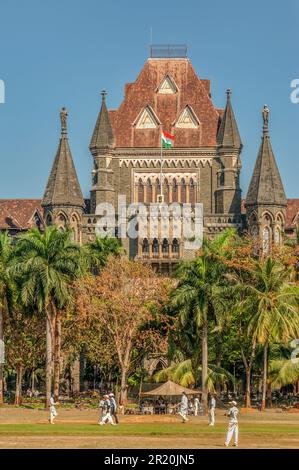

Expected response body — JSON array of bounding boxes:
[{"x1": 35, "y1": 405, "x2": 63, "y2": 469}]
[
  {"x1": 181, "y1": 394, "x2": 188, "y2": 410},
  {"x1": 210, "y1": 397, "x2": 216, "y2": 409},
  {"x1": 228, "y1": 406, "x2": 238, "y2": 423}
]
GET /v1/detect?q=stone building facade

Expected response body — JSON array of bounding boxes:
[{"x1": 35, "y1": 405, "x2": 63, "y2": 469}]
[{"x1": 1, "y1": 54, "x2": 298, "y2": 264}]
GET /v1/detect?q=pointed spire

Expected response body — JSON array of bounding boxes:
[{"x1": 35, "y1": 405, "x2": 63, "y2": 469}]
[
  {"x1": 217, "y1": 89, "x2": 242, "y2": 149},
  {"x1": 245, "y1": 106, "x2": 287, "y2": 207},
  {"x1": 90, "y1": 90, "x2": 115, "y2": 151},
  {"x1": 42, "y1": 108, "x2": 84, "y2": 208}
]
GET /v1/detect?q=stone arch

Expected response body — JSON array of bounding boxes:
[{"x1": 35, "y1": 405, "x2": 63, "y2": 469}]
[
  {"x1": 181, "y1": 178, "x2": 187, "y2": 203},
  {"x1": 142, "y1": 238, "x2": 149, "y2": 254},
  {"x1": 70, "y1": 212, "x2": 80, "y2": 243},
  {"x1": 262, "y1": 226, "x2": 271, "y2": 254},
  {"x1": 46, "y1": 212, "x2": 53, "y2": 226},
  {"x1": 55, "y1": 211, "x2": 68, "y2": 231}
]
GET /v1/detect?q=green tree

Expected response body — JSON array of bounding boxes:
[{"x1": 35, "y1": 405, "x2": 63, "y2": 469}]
[
  {"x1": 171, "y1": 230, "x2": 236, "y2": 411},
  {"x1": 236, "y1": 257, "x2": 299, "y2": 410},
  {"x1": 0, "y1": 232, "x2": 15, "y2": 404},
  {"x1": 10, "y1": 227, "x2": 83, "y2": 407}
]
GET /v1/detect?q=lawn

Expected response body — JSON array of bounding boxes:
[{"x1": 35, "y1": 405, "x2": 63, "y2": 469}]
[{"x1": 0, "y1": 408, "x2": 298, "y2": 448}]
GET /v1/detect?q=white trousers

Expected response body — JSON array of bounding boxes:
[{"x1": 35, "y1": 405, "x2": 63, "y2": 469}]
[
  {"x1": 178, "y1": 408, "x2": 188, "y2": 421},
  {"x1": 209, "y1": 408, "x2": 215, "y2": 425},
  {"x1": 194, "y1": 404, "x2": 198, "y2": 416},
  {"x1": 100, "y1": 411, "x2": 113, "y2": 425},
  {"x1": 225, "y1": 422, "x2": 239, "y2": 445},
  {"x1": 50, "y1": 407, "x2": 57, "y2": 424}
]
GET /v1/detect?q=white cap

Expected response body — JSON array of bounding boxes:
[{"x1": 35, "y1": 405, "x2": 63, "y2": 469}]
[
  {"x1": 109, "y1": 393, "x2": 114, "y2": 397},
  {"x1": 230, "y1": 400, "x2": 237, "y2": 406}
]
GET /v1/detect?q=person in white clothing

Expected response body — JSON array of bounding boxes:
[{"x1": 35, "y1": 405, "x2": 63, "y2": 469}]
[
  {"x1": 178, "y1": 392, "x2": 189, "y2": 423},
  {"x1": 194, "y1": 396, "x2": 200, "y2": 416},
  {"x1": 225, "y1": 400, "x2": 239, "y2": 447},
  {"x1": 209, "y1": 394, "x2": 216, "y2": 426},
  {"x1": 99, "y1": 394, "x2": 115, "y2": 425},
  {"x1": 49, "y1": 395, "x2": 58, "y2": 424}
]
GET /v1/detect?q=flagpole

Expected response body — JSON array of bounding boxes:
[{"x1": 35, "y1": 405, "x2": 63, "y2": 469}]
[{"x1": 159, "y1": 126, "x2": 163, "y2": 203}]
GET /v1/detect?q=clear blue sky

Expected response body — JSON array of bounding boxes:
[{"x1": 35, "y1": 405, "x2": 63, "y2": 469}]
[{"x1": 0, "y1": 0, "x2": 298, "y2": 199}]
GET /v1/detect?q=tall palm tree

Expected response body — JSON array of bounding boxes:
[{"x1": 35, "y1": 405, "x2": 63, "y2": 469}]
[
  {"x1": 171, "y1": 230, "x2": 235, "y2": 411},
  {"x1": 0, "y1": 232, "x2": 15, "y2": 404},
  {"x1": 10, "y1": 227, "x2": 83, "y2": 407},
  {"x1": 240, "y1": 257, "x2": 299, "y2": 410}
]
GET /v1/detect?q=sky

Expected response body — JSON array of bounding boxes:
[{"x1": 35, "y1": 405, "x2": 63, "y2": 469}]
[{"x1": 0, "y1": 0, "x2": 298, "y2": 199}]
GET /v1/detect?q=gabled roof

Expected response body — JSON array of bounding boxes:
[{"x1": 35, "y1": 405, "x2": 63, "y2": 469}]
[
  {"x1": 42, "y1": 108, "x2": 84, "y2": 208},
  {"x1": 90, "y1": 91, "x2": 115, "y2": 150},
  {"x1": 246, "y1": 106, "x2": 287, "y2": 207},
  {"x1": 0, "y1": 199, "x2": 43, "y2": 230},
  {"x1": 106, "y1": 58, "x2": 221, "y2": 147},
  {"x1": 217, "y1": 90, "x2": 242, "y2": 149},
  {"x1": 140, "y1": 380, "x2": 200, "y2": 396}
]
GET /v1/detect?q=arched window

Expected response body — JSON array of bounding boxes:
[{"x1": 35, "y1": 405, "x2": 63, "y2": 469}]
[
  {"x1": 172, "y1": 178, "x2": 178, "y2": 203},
  {"x1": 138, "y1": 178, "x2": 144, "y2": 203},
  {"x1": 46, "y1": 213, "x2": 52, "y2": 226},
  {"x1": 162, "y1": 238, "x2": 169, "y2": 254},
  {"x1": 189, "y1": 178, "x2": 196, "y2": 205},
  {"x1": 275, "y1": 227, "x2": 281, "y2": 245},
  {"x1": 142, "y1": 238, "x2": 149, "y2": 254},
  {"x1": 164, "y1": 178, "x2": 169, "y2": 203},
  {"x1": 152, "y1": 238, "x2": 159, "y2": 254},
  {"x1": 172, "y1": 238, "x2": 179, "y2": 254},
  {"x1": 146, "y1": 178, "x2": 153, "y2": 203},
  {"x1": 263, "y1": 227, "x2": 270, "y2": 254},
  {"x1": 156, "y1": 178, "x2": 161, "y2": 199},
  {"x1": 181, "y1": 178, "x2": 186, "y2": 203}
]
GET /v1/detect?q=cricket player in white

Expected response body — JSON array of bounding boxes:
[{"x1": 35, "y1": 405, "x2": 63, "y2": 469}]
[
  {"x1": 225, "y1": 400, "x2": 239, "y2": 447},
  {"x1": 209, "y1": 394, "x2": 216, "y2": 426},
  {"x1": 49, "y1": 395, "x2": 58, "y2": 424},
  {"x1": 178, "y1": 392, "x2": 189, "y2": 423},
  {"x1": 99, "y1": 394, "x2": 115, "y2": 425}
]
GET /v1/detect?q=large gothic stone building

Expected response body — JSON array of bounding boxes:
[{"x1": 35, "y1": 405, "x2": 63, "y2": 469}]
[{"x1": 1, "y1": 52, "x2": 298, "y2": 269}]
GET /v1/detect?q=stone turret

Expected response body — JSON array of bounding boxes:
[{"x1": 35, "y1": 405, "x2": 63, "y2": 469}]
[
  {"x1": 215, "y1": 90, "x2": 242, "y2": 216},
  {"x1": 245, "y1": 106, "x2": 287, "y2": 252},
  {"x1": 89, "y1": 91, "x2": 116, "y2": 213},
  {"x1": 42, "y1": 108, "x2": 84, "y2": 241}
]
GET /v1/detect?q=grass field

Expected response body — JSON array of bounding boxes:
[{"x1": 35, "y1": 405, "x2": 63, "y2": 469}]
[{"x1": 0, "y1": 408, "x2": 298, "y2": 448}]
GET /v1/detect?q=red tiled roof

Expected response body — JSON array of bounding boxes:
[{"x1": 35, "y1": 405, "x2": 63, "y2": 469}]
[
  {"x1": 286, "y1": 198, "x2": 299, "y2": 229},
  {"x1": 108, "y1": 58, "x2": 222, "y2": 148},
  {"x1": 0, "y1": 199, "x2": 43, "y2": 230}
]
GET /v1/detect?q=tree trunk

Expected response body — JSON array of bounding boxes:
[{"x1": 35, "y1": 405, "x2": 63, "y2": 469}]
[
  {"x1": 120, "y1": 367, "x2": 128, "y2": 406},
  {"x1": 215, "y1": 336, "x2": 222, "y2": 394},
  {"x1": 53, "y1": 311, "x2": 62, "y2": 402},
  {"x1": 45, "y1": 310, "x2": 53, "y2": 408},
  {"x1": 261, "y1": 343, "x2": 268, "y2": 411},
  {"x1": 15, "y1": 364, "x2": 23, "y2": 405},
  {"x1": 0, "y1": 306, "x2": 3, "y2": 405},
  {"x1": 201, "y1": 321, "x2": 208, "y2": 413},
  {"x1": 245, "y1": 366, "x2": 252, "y2": 408}
]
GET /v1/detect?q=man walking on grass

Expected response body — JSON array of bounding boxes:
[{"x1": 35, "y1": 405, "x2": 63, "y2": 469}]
[
  {"x1": 209, "y1": 393, "x2": 216, "y2": 426},
  {"x1": 109, "y1": 392, "x2": 119, "y2": 424},
  {"x1": 178, "y1": 392, "x2": 189, "y2": 423},
  {"x1": 99, "y1": 394, "x2": 116, "y2": 426},
  {"x1": 225, "y1": 400, "x2": 239, "y2": 447}
]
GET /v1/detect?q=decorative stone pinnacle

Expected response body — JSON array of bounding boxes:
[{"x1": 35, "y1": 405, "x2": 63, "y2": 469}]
[
  {"x1": 263, "y1": 105, "x2": 269, "y2": 135},
  {"x1": 226, "y1": 89, "x2": 232, "y2": 99},
  {"x1": 60, "y1": 107, "x2": 68, "y2": 135},
  {"x1": 101, "y1": 90, "x2": 107, "y2": 102}
]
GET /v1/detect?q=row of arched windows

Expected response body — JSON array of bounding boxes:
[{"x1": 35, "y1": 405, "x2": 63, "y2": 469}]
[
  {"x1": 141, "y1": 238, "x2": 180, "y2": 256},
  {"x1": 137, "y1": 178, "x2": 196, "y2": 204}
]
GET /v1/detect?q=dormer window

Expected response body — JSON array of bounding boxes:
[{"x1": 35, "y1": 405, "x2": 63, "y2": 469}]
[
  {"x1": 175, "y1": 105, "x2": 199, "y2": 129},
  {"x1": 157, "y1": 75, "x2": 178, "y2": 94},
  {"x1": 135, "y1": 106, "x2": 160, "y2": 129}
]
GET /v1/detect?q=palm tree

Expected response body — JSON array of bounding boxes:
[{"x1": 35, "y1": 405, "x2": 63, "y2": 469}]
[
  {"x1": 154, "y1": 358, "x2": 234, "y2": 392},
  {"x1": 171, "y1": 230, "x2": 235, "y2": 411},
  {"x1": 83, "y1": 236, "x2": 122, "y2": 272},
  {"x1": 240, "y1": 257, "x2": 299, "y2": 410},
  {"x1": 10, "y1": 227, "x2": 83, "y2": 407},
  {"x1": 0, "y1": 232, "x2": 15, "y2": 404}
]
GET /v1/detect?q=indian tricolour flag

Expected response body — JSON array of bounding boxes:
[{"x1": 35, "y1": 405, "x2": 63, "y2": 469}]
[{"x1": 161, "y1": 130, "x2": 174, "y2": 149}]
